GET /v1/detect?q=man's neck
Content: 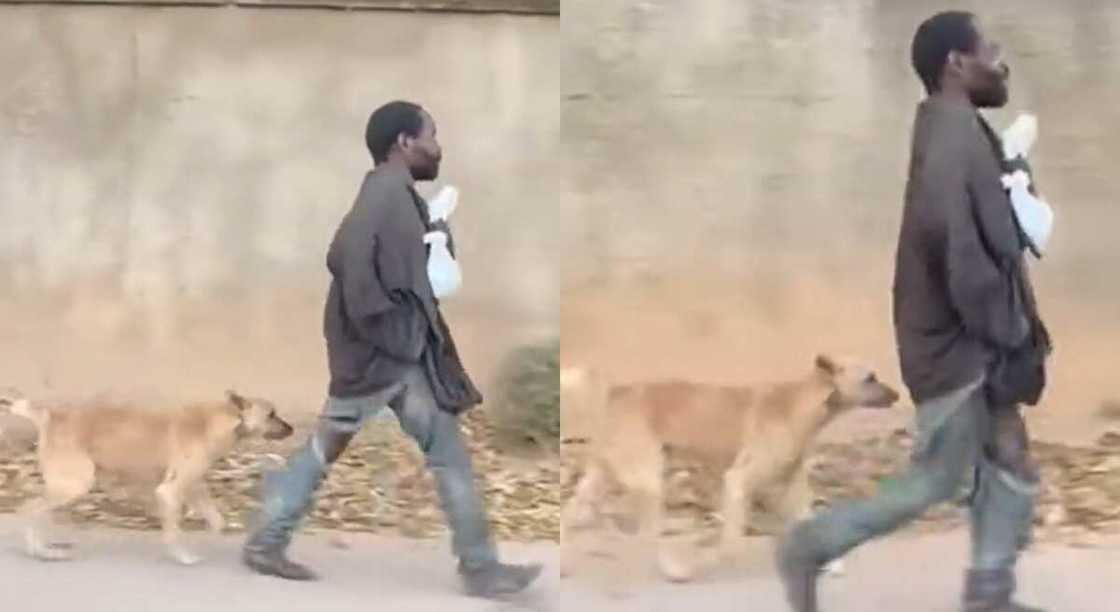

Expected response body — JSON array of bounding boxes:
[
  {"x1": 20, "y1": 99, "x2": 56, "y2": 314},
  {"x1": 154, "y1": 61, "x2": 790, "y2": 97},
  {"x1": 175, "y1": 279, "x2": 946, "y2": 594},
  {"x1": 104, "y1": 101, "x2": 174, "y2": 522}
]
[
  {"x1": 930, "y1": 88, "x2": 975, "y2": 110},
  {"x1": 376, "y1": 158, "x2": 416, "y2": 186}
]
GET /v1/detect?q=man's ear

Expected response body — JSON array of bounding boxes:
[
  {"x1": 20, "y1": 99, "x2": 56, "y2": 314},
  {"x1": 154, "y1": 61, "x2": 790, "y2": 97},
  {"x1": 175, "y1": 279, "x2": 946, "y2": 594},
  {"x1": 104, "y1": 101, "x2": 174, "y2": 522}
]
[
  {"x1": 396, "y1": 131, "x2": 412, "y2": 154},
  {"x1": 946, "y1": 49, "x2": 968, "y2": 78}
]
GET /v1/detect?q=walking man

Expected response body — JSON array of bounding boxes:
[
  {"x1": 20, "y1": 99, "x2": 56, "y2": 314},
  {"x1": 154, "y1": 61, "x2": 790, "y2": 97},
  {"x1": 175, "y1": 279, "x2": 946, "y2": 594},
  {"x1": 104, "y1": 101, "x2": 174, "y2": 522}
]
[
  {"x1": 242, "y1": 100, "x2": 542, "y2": 599},
  {"x1": 776, "y1": 12, "x2": 1051, "y2": 612}
]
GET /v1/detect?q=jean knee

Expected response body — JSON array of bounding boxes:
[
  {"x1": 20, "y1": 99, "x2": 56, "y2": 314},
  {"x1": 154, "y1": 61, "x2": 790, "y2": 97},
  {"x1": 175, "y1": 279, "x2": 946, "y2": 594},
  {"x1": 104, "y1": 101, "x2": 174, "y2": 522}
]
[
  {"x1": 431, "y1": 464, "x2": 482, "y2": 508},
  {"x1": 916, "y1": 469, "x2": 965, "y2": 507}
]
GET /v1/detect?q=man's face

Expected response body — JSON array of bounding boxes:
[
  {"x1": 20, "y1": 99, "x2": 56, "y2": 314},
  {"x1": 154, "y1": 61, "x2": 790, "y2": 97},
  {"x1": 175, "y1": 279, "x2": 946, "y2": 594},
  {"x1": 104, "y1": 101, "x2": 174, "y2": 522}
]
[
  {"x1": 401, "y1": 110, "x2": 442, "y2": 181},
  {"x1": 953, "y1": 21, "x2": 1010, "y2": 108}
]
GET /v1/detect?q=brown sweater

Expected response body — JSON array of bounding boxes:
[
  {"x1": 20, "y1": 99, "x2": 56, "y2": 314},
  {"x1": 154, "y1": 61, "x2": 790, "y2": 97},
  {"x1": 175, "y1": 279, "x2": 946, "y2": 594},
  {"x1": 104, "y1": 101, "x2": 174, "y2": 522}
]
[
  {"x1": 322, "y1": 164, "x2": 482, "y2": 412},
  {"x1": 892, "y1": 97, "x2": 1038, "y2": 404}
]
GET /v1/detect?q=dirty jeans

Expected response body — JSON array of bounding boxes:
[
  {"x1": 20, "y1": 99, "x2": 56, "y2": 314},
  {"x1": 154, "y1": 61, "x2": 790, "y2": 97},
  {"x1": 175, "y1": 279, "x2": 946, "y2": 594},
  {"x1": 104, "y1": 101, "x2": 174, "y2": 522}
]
[
  {"x1": 245, "y1": 365, "x2": 499, "y2": 569},
  {"x1": 795, "y1": 376, "x2": 1039, "y2": 572}
]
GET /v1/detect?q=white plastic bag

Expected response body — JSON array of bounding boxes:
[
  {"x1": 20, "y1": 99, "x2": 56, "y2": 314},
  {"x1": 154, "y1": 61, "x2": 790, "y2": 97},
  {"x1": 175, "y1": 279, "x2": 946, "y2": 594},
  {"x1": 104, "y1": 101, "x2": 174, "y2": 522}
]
[
  {"x1": 427, "y1": 185, "x2": 459, "y2": 223},
  {"x1": 999, "y1": 113, "x2": 1053, "y2": 257},
  {"x1": 1001, "y1": 114, "x2": 1038, "y2": 160},
  {"x1": 424, "y1": 230, "x2": 462, "y2": 299},
  {"x1": 1001, "y1": 170, "x2": 1054, "y2": 256},
  {"x1": 421, "y1": 185, "x2": 463, "y2": 299}
]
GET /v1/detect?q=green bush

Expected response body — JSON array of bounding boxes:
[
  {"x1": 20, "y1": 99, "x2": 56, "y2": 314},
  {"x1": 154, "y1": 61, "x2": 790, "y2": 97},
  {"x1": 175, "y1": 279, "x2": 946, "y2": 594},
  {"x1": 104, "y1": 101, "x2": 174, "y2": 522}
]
[{"x1": 488, "y1": 338, "x2": 560, "y2": 455}]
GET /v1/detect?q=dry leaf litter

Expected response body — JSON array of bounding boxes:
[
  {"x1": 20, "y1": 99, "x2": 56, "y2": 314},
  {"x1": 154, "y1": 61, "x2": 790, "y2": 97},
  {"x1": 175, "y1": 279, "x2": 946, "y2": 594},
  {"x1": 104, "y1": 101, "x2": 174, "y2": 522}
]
[{"x1": 562, "y1": 427, "x2": 1120, "y2": 547}]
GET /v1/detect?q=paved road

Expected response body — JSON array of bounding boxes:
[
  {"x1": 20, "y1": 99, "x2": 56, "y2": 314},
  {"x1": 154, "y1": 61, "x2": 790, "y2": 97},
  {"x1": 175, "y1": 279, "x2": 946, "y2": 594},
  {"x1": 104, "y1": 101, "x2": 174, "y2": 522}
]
[
  {"x1": 0, "y1": 517, "x2": 1115, "y2": 611},
  {"x1": 562, "y1": 529, "x2": 1120, "y2": 611}
]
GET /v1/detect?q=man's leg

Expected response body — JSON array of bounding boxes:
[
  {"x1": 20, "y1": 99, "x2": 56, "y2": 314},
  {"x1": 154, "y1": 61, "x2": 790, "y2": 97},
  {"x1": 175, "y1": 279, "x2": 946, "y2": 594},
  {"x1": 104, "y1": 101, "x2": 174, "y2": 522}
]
[
  {"x1": 776, "y1": 378, "x2": 989, "y2": 612},
  {"x1": 242, "y1": 386, "x2": 401, "y2": 580},
  {"x1": 964, "y1": 404, "x2": 1044, "y2": 612},
  {"x1": 388, "y1": 366, "x2": 541, "y2": 598}
]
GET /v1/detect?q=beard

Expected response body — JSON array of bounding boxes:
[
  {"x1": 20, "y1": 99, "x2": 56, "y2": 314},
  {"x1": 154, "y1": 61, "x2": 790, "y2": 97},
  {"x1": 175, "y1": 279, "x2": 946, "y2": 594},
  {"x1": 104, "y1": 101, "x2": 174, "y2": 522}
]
[
  {"x1": 970, "y1": 63, "x2": 1010, "y2": 108},
  {"x1": 409, "y1": 155, "x2": 441, "y2": 182}
]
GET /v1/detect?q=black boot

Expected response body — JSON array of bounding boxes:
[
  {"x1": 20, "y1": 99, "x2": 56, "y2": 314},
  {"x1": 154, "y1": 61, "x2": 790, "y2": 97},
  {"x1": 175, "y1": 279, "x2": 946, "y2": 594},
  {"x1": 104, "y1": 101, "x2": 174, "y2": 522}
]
[
  {"x1": 242, "y1": 546, "x2": 318, "y2": 581},
  {"x1": 963, "y1": 569, "x2": 1046, "y2": 612},
  {"x1": 458, "y1": 561, "x2": 543, "y2": 599},
  {"x1": 774, "y1": 525, "x2": 826, "y2": 612}
]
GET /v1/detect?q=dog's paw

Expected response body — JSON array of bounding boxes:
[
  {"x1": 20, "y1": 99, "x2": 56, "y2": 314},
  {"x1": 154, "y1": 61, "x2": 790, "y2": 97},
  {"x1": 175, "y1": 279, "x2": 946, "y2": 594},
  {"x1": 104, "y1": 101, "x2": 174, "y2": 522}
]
[
  {"x1": 562, "y1": 505, "x2": 600, "y2": 531},
  {"x1": 585, "y1": 546, "x2": 619, "y2": 560},
  {"x1": 169, "y1": 548, "x2": 204, "y2": 566},
  {"x1": 205, "y1": 517, "x2": 226, "y2": 535},
  {"x1": 28, "y1": 544, "x2": 72, "y2": 562},
  {"x1": 823, "y1": 558, "x2": 846, "y2": 577},
  {"x1": 658, "y1": 554, "x2": 697, "y2": 583}
]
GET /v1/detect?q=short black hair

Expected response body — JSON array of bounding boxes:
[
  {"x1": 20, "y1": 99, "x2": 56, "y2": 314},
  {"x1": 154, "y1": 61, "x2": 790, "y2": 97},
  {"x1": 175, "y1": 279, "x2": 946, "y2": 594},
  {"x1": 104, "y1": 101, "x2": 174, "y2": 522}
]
[
  {"x1": 365, "y1": 101, "x2": 425, "y2": 164},
  {"x1": 911, "y1": 11, "x2": 979, "y2": 95}
]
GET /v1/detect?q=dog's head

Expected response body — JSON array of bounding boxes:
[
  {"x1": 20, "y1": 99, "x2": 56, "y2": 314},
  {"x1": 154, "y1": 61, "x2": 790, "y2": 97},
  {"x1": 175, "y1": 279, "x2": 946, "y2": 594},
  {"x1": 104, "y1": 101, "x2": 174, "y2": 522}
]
[
  {"x1": 0, "y1": 387, "x2": 32, "y2": 419},
  {"x1": 814, "y1": 354, "x2": 900, "y2": 410},
  {"x1": 226, "y1": 390, "x2": 294, "y2": 441}
]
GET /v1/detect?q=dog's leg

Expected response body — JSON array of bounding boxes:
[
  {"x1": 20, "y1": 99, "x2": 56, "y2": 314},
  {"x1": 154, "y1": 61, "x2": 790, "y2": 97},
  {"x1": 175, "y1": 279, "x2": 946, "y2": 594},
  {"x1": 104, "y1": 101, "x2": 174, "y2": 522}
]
[
  {"x1": 777, "y1": 461, "x2": 845, "y2": 578},
  {"x1": 185, "y1": 483, "x2": 225, "y2": 536},
  {"x1": 717, "y1": 449, "x2": 756, "y2": 560},
  {"x1": 775, "y1": 460, "x2": 815, "y2": 524},
  {"x1": 561, "y1": 459, "x2": 611, "y2": 578},
  {"x1": 24, "y1": 457, "x2": 95, "y2": 561},
  {"x1": 156, "y1": 469, "x2": 203, "y2": 566},
  {"x1": 615, "y1": 449, "x2": 679, "y2": 582},
  {"x1": 563, "y1": 459, "x2": 609, "y2": 532}
]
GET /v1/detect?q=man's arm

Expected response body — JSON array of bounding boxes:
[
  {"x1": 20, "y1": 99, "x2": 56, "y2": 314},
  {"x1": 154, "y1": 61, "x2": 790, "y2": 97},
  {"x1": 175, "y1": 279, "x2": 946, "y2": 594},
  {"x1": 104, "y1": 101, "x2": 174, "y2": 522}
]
[
  {"x1": 334, "y1": 226, "x2": 427, "y2": 362},
  {"x1": 930, "y1": 140, "x2": 1030, "y2": 350}
]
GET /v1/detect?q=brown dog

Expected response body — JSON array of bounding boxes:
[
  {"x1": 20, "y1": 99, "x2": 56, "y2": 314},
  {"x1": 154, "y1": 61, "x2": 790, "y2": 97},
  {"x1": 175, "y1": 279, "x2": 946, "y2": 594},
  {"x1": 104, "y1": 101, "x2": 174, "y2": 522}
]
[
  {"x1": 0, "y1": 388, "x2": 293, "y2": 565},
  {"x1": 561, "y1": 354, "x2": 899, "y2": 582}
]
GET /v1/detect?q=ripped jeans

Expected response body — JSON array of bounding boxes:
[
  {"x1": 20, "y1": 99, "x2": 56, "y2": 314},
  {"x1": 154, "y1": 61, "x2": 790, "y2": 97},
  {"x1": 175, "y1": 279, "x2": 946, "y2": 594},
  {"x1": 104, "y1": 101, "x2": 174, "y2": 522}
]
[
  {"x1": 245, "y1": 365, "x2": 498, "y2": 569},
  {"x1": 795, "y1": 376, "x2": 1039, "y2": 572}
]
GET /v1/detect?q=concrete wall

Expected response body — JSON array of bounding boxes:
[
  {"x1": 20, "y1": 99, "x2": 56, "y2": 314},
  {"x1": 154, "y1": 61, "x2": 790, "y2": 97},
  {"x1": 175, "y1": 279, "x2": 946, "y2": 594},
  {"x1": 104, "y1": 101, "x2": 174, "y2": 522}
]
[
  {"x1": 0, "y1": 5, "x2": 561, "y2": 413},
  {"x1": 561, "y1": 0, "x2": 1120, "y2": 441},
  {"x1": 1, "y1": 0, "x2": 560, "y2": 14}
]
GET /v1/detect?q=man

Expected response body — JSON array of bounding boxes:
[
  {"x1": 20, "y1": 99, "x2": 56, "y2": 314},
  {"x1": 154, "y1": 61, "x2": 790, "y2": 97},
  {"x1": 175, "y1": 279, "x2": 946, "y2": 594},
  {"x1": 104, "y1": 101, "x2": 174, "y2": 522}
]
[
  {"x1": 242, "y1": 100, "x2": 542, "y2": 599},
  {"x1": 775, "y1": 12, "x2": 1051, "y2": 612}
]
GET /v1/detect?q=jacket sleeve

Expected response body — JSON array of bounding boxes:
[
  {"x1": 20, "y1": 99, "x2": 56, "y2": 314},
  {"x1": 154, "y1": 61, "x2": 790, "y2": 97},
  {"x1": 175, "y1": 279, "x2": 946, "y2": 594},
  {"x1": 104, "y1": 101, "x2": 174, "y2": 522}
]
[
  {"x1": 934, "y1": 140, "x2": 1030, "y2": 350},
  {"x1": 335, "y1": 228, "x2": 427, "y2": 363}
]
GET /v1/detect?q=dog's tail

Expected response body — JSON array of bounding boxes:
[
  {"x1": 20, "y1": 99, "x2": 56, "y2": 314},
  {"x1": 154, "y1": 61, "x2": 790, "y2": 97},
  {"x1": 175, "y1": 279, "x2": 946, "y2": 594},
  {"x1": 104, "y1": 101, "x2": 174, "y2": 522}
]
[{"x1": 0, "y1": 387, "x2": 47, "y2": 430}]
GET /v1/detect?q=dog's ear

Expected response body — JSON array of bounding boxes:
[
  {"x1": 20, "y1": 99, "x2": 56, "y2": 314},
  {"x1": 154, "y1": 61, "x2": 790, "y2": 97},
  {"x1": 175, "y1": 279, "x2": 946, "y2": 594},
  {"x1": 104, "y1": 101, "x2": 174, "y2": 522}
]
[
  {"x1": 226, "y1": 389, "x2": 248, "y2": 411},
  {"x1": 0, "y1": 387, "x2": 23, "y2": 408},
  {"x1": 815, "y1": 354, "x2": 839, "y2": 377}
]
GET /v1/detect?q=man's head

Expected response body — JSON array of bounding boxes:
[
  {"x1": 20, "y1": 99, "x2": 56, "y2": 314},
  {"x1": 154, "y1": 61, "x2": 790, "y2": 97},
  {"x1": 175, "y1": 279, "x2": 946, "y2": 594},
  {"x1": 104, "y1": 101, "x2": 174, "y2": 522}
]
[
  {"x1": 365, "y1": 101, "x2": 442, "y2": 181},
  {"x1": 911, "y1": 11, "x2": 1009, "y2": 108}
]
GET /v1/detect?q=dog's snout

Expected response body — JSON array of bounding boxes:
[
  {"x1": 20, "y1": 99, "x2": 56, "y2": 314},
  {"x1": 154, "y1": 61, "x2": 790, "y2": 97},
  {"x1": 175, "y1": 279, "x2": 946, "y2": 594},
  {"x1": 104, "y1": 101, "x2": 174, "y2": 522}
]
[
  {"x1": 882, "y1": 386, "x2": 901, "y2": 406},
  {"x1": 265, "y1": 417, "x2": 294, "y2": 440},
  {"x1": 0, "y1": 389, "x2": 18, "y2": 408}
]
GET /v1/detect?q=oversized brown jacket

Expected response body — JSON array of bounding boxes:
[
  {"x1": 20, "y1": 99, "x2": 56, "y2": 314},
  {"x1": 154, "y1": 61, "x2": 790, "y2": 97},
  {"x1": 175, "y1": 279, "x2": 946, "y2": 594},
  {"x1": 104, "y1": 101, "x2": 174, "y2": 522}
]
[
  {"x1": 892, "y1": 96, "x2": 1042, "y2": 404},
  {"x1": 323, "y1": 164, "x2": 482, "y2": 413}
]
